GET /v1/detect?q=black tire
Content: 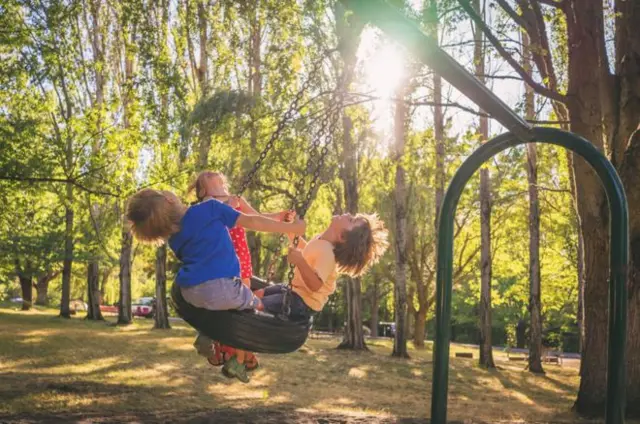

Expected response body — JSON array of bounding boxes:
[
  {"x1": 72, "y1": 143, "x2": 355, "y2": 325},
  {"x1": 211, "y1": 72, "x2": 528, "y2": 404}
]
[{"x1": 170, "y1": 283, "x2": 309, "y2": 354}]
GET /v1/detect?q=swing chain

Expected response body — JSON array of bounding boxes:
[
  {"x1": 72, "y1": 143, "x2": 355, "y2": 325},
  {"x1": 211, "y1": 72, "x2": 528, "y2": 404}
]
[
  {"x1": 278, "y1": 78, "x2": 346, "y2": 319},
  {"x1": 238, "y1": 49, "x2": 335, "y2": 194}
]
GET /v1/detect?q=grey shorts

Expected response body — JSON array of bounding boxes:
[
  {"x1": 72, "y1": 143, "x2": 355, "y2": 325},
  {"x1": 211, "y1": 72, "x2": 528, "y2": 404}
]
[{"x1": 180, "y1": 277, "x2": 260, "y2": 311}]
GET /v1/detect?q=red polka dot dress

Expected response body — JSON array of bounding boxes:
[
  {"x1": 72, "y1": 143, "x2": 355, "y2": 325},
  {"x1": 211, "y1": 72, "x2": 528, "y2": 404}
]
[{"x1": 229, "y1": 206, "x2": 253, "y2": 280}]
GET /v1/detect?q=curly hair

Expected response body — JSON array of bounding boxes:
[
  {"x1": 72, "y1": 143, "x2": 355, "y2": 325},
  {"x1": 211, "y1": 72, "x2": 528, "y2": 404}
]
[
  {"x1": 126, "y1": 189, "x2": 185, "y2": 244},
  {"x1": 333, "y1": 213, "x2": 389, "y2": 277}
]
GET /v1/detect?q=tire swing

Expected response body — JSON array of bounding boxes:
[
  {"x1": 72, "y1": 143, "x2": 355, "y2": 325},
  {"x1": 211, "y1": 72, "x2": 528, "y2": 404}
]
[{"x1": 171, "y1": 55, "x2": 344, "y2": 354}]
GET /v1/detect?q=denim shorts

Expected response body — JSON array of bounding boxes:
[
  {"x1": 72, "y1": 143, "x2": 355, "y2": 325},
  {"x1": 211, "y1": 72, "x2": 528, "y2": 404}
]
[
  {"x1": 181, "y1": 277, "x2": 260, "y2": 311},
  {"x1": 261, "y1": 284, "x2": 313, "y2": 320}
]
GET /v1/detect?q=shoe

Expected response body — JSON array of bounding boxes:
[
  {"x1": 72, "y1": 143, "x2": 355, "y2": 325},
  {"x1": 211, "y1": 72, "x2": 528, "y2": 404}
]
[
  {"x1": 193, "y1": 334, "x2": 214, "y2": 357},
  {"x1": 221, "y1": 356, "x2": 250, "y2": 383},
  {"x1": 245, "y1": 353, "x2": 260, "y2": 372}
]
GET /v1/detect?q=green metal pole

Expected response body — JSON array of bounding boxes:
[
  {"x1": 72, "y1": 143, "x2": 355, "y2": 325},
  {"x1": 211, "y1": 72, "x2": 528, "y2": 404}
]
[
  {"x1": 432, "y1": 127, "x2": 628, "y2": 424},
  {"x1": 338, "y1": 0, "x2": 534, "y2": 142}
]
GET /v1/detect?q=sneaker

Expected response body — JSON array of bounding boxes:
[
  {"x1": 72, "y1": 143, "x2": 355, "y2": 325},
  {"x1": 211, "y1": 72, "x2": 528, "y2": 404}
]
[
  {"x1": 193, "y1": 334, "x2": 214, "y2": 357},
  {"x1": 221, "y1": 356, "x2": 250, "y2": 383},
  {"x1": 245, "y1": 353, "x2": 260, "y2": 372}
]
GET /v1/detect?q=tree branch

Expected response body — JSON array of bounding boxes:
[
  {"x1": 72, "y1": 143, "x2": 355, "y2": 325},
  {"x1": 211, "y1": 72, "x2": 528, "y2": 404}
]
[{"x1": 458, "y1": 0, "x2": 567, "y2": 104}]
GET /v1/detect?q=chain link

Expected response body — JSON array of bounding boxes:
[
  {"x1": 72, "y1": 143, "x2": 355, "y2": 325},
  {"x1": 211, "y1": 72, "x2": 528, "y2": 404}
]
[{"x1": 238, "y1": 49, "x2": 335, "y2": 194}]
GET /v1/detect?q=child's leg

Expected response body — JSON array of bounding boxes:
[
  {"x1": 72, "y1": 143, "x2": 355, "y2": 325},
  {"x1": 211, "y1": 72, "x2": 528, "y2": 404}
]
[{"x1": 181, "y1": 278, "x2": 261, "y2": 311}]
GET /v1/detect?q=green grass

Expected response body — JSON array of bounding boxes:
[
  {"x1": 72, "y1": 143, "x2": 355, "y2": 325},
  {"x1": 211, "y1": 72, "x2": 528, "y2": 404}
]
[{"x1": 0, "y1": 307, "x2": 610, "y2": 423}]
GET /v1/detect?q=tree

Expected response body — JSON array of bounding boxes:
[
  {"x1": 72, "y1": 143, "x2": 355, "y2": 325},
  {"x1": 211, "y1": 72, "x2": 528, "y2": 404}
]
[
  {"x1": 391, "y1": 68, "x2": 412, "y2": 358},
  {"x1": 459, "y1": 0, "x2": 640, "y2": 414},
  {"x1": 523, "y1": 31, "x2": 543, "y2": 374},
  {"x1": 471, "y1": 0, "x2": 496, "y2": 369},
  {"x1": 335, "y1": 2, "x2": 367, "y2": 351}
]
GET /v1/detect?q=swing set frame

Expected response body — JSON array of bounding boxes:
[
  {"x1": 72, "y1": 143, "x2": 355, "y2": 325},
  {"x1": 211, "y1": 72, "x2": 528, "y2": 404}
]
[{"x1": 338, "y1": 1, "x2": 629, "y2": 423}]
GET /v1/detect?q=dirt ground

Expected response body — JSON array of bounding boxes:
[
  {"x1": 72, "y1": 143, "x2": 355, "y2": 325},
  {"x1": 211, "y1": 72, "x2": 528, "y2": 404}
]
[{"x1": 0, "y1": 408, "x2": 434, "y2": 424}]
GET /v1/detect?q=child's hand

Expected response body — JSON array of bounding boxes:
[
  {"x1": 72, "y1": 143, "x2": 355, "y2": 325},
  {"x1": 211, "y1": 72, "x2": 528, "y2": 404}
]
[
  {"x1": 228, "y1": 195, "x2": 241, "y2": 209},
  {"x1": 280, "y1": 209, "x2": 296, "y2": 222},
  {"x1": 288, "y1": 217, "x2": 305, "y2": 235},
  {"x1": 287, "y1": 246, "x2": 304, "y2": 267}
]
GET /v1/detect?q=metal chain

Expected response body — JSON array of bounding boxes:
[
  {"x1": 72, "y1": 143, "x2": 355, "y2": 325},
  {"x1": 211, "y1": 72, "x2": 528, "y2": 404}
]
[
  {"x1": 277, "y1": 81, "x2": 346, "y2": 319},
  {"x1": 238, "y1": 49, "x2": 335, "y2": 194}
]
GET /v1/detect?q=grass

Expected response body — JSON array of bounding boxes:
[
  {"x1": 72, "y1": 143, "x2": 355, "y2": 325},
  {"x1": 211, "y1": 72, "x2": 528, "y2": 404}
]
[{"x1": 0, "y1": 306, "x2": 613, "y2": 423}]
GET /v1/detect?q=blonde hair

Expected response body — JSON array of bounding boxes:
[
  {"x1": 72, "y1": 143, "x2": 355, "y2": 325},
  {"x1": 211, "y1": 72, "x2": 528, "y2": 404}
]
[
  {"x1": 334, "y1": 213, "x2": 389, "y2": 277},
  {"x1": 188, "y1": 171, "x2": 228, "y2": 202},
  {"x1": 126, "y1": 189, "x2": 185, "y2": 243}
]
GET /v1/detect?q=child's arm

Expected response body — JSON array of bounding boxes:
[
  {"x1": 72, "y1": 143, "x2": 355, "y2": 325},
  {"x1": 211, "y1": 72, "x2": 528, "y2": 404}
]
[
  {"x1": 287, "y1": 247, "x2": 323, "y2": 292},
  {"x1": 237, "y1": 196, "x2": 292, "y2": 221},
  {"x1": 236, "y1": 213, "x2": 305, "y2": 236}
]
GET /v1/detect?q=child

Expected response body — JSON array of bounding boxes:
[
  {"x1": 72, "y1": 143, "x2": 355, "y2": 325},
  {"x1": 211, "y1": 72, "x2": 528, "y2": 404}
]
[
  {"x1": 126, "y1": 188, "x2": 305, "y2": 382},
  {"x1": 256, "y1": 213, "x2": 389, "y2": 321},
  {"x1": 189, "y1": 171, "x2": 293, "y2": 374}
]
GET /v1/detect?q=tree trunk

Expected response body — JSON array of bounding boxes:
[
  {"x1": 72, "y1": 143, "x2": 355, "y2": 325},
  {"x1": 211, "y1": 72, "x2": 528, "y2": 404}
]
[
  {"x1": 338, "y1": 278, "x2": 367, "y2": 350},
  {"x1": 523, "y1": 32, "x2": 544, "y2": 374},
  {"x1": 473, "y1": 0, "x2": 495, "y2": 369},
  {"x1": 516, "y1": 319, "x2": 527, "y2": 349},
  {"x1": 18, "y1": 274, "x2": 33, "y2": 311},
  {"x1": 564, "y1": 1, "x2": 610, "y2": 415},
  {"x1": 100, "y1": 267, "x2": 111, "y2": 303},
  {"x1": 391, "y1": 71, "x2": 410, "y2": 358},
  {"x1": 60, "y1": 181, "x2": 73, "y2": 318},
  {"x1": 414, "y1": 307, "x2": 428, "y2": 349},
  {"x1": 117, "y1": 224, "x2": 133, "y2": 324},
  {"x1": 245, "y1": 3, "x2": 263, "y2": 271},
  {"x1": 613, "y1": 1, "x2": 640, "y2": 414},
  {"x1": 35, "y1": 272, "x2": 57, "y2": 306},
  {"x1": 566, "y1": 152, "x2": 585, "y2": 353},
  {"x1": 86, "y1": 261, "x2": 104, "y2": 320},
  {"x1": 154, "y1": 244, "x2": 171, "y2": 329},
  {"x1": 196, "y1": 0, "x2": 210, "y2": 169},
  {"x1": 335, "y1": 2, "x2": 366, "y2": 351}
]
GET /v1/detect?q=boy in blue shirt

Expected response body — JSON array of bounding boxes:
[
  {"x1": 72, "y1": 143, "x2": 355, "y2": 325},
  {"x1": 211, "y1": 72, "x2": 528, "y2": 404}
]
[{"x1": 126, "y1": 188, "x2": 305, "y2": 381}]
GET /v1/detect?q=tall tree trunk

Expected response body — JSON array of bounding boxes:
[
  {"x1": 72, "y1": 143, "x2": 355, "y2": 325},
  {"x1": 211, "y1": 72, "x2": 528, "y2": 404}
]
[
  {"x1": 154, "y1": 244, "x2": 171, "y2": 329},
  {"x1": 564, "y1": 1, "x2": 610, "y2": 414},
  {"x1": 391, "y1": 71, "x2": 410, "y2": 358},
  {"x1": 613, "y1": 1, "x2": 640, "y2": 414},
  {"x1": 523, "y1": 32, "x2": 544, "y2": 374},
  {"x1": 565, "y1": 151, "x2": 585, "y2": 353},
  {"x1": 335, "y1": 3, "x2": 365, "y2": 350},
  {"x1": 60, "y1": 180, "x2": 73, "y2": 319},
  {"x1": 117, "y1": 16, "x2": 137, "y2": 326},
  {"x1": 86, "y1": 261, "x2": 104, "y2": 320},
  {"x1": 86, "y1": 0, "x2": 106, "y2": 308},
  {"x1": 196, "y1": 0, "x2": 210, "y2": 169},
  {"x1": 117, "y1": 226, "x2": 133, "y2": 324},
  {"x1": 153, "y1": 1, "x2": 172, "y2": 332},
  {"x1": 245, "y1": 3, "x2": 263, "y2": 271},
  {"x1": 473, "y1": 0, "x2": 495, "y2": 369}
]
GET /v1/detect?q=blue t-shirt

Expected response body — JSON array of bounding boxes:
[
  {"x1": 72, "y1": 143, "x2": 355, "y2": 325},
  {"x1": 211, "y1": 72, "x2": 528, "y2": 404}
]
[{"x1": 168, "y1": 199, "x2": 241, "y2": 287}]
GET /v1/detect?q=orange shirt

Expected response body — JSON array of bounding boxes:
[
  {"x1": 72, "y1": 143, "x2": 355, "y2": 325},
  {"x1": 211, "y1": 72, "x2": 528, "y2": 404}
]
[{"x1": 291, "y1": 237, "x2": 337, "y2": 311}]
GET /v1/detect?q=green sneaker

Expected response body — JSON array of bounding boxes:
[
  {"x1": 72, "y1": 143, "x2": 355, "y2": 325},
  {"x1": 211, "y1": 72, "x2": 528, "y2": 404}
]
[{"x1": 221, "y1": 356, "x2": 250, "y2": 383}]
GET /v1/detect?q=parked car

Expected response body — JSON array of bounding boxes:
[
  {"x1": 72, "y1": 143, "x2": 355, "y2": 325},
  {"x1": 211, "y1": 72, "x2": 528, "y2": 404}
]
[
  {"x1": 132, "y1": 297, "x2": 155, "y2": 318},
  {"x1": 99, "y1": 304, "x2": 118, "y2": 314}
]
